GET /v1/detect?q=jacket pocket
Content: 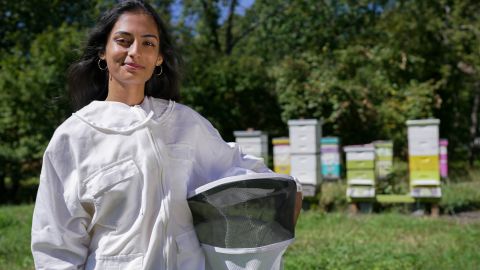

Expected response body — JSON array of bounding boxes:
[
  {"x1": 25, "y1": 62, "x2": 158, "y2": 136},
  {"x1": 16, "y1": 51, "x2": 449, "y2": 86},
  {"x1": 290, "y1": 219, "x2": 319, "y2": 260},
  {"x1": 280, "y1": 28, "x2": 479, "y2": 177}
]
[
  {"x1": 84, "y1": 158, "x2": 140, "y2": 198},
  {"x1": 176, "y1": 229, "x2": 205, "y2": 270},
  {"x1": 82, "y1": 158, "x2": 143, "y2": 231}
]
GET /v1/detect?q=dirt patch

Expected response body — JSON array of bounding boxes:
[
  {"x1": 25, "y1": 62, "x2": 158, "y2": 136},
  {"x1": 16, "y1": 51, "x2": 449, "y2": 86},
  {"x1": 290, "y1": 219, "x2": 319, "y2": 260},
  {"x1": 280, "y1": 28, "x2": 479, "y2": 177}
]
[{"x1": 443, "y1": 210, "x2": 480, "y2": 224}]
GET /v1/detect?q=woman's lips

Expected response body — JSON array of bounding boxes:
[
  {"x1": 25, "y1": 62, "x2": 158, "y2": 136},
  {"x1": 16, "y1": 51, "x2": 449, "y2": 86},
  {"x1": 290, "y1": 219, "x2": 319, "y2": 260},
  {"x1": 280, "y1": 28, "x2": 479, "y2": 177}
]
[{"x1": 124, "y1": 62, "x2": 145, "y2": 70}]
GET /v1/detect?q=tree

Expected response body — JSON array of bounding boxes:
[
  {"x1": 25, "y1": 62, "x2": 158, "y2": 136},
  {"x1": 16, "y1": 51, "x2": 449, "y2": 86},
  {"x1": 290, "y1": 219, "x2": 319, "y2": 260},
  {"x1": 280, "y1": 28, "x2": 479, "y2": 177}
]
[
  {"x1": 0, "y1": 24, "x2": 84, "y2": 202},
  {"x1": 270, "y1": 0, "x2": 480, "y2": 160},
  {"x1": 0, "y1": 0, "x2": 181, "y2": 203},
  {"x1": 440, "y1": 0, "x2": 480, "y2": 165},
  {"x1": 177, "y1": 0, "x2": 286, "y2": 140},
  {"x1": 0, "y1": 0, "x2": 96, "y2": 54}
]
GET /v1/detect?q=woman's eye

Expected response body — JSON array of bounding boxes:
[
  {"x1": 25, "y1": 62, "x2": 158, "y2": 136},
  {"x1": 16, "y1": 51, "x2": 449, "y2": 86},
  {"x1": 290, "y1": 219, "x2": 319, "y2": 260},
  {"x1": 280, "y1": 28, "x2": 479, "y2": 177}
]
[
  {"x1": 144, "y1": 41, "x2": 155, "y2": 47},
  {"x1": 115, "y1": 38, "x2": 130, "y2": 45}
]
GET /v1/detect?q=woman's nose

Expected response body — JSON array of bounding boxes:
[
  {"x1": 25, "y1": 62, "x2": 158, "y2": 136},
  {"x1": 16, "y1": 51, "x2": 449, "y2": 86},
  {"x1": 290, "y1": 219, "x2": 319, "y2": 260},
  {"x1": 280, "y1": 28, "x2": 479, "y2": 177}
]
[{"x1": 128, "y1": 41, "x2": 141, "y2": 58}]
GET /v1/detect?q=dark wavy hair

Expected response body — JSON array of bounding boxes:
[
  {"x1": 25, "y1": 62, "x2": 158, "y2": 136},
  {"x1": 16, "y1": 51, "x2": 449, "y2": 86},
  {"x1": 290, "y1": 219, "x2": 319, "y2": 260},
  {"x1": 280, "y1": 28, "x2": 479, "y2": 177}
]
[{"x1": 68, "y1": 0, "x2": 181, "y2": 111}]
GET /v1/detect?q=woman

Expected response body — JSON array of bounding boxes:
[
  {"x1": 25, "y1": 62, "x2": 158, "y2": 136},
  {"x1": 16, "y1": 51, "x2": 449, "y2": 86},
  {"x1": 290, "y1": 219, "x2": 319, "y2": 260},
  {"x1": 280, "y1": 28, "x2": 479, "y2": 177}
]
[{"x1": 31, "y1": 1, "x2": 300, "y2": 269}]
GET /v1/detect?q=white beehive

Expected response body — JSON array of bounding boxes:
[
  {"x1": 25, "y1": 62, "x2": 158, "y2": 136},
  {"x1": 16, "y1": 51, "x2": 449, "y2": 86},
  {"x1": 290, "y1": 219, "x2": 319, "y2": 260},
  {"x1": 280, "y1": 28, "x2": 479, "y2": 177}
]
[
  {"x1": 288, "y1": 119, "x2": 322, "y2": 196},
  {"x1": 234, "y1": 130, "x2": 268, "y2": 163},
  {"x1": 406, "y1": 119, "x2": 441, "y2": 198},
  {"x1": 288, "y1": 119, "x2": 322, "y2": 154},
  {"x1": 290, "y1": 154, "x2": 321, "y2": 187}
]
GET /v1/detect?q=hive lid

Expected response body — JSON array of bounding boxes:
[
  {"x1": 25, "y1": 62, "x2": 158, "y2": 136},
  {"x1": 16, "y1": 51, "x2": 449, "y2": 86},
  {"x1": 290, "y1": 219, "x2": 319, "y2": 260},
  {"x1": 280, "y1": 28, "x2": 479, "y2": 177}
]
[
  {"x1": 406, "y1": 118, "x2": 440, "y2": 126},
  {"x1": 287, "y1": 119, "x2": 321, "y2": 126},
  {"x1": 321, "y1": 137, "x2": 339, "y2": 144},
  {"x1": 373, "y1": 140, "x2": 393, "y2": 148},
  {"x1": 234, "y1": 130, "x2": 266, "y2": 137},
  {"x1": 343, "y1": 144, "x2": 375, "y2": 152}
]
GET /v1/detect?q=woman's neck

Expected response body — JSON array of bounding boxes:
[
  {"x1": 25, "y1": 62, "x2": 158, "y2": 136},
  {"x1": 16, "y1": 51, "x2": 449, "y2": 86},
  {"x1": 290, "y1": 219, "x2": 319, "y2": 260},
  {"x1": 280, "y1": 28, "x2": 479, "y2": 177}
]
[{"x1": 106, "y1": 80, "x2": 145, "y2": 106}]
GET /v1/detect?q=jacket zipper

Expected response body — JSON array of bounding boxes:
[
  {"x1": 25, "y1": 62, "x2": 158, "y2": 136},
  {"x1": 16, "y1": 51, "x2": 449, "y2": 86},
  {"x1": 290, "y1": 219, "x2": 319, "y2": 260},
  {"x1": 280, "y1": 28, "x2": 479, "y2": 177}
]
[{"x1": 145, "y1": 126, "x2": 170, "y2": 270}]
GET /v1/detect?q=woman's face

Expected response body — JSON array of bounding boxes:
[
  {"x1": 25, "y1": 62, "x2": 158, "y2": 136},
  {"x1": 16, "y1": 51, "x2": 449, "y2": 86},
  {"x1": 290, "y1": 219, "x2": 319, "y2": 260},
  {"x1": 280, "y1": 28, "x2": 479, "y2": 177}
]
[{"x1": 101, "y1": 11, "x2": 163, "y2": 88}]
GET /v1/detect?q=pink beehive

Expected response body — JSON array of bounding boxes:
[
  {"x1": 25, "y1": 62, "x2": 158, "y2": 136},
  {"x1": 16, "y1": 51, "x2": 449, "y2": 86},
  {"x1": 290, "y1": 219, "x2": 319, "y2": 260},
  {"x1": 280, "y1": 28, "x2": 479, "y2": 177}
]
[{"x1": 439, "y1": 139, "x2": 448, "y2": 178}]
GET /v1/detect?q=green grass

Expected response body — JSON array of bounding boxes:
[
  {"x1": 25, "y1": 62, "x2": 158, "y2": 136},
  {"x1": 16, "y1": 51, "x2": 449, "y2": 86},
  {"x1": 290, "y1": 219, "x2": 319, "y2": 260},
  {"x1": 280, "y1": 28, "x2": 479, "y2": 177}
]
[
  {"x1": 0, "y1": 204, "x2": 34, "y2": 270},
  {"x1": 284, "y1": 211, "x2": 480, "y2": 270},
  {"x1": 1, "y1": 205, "x2": 480, "y2": 270}
]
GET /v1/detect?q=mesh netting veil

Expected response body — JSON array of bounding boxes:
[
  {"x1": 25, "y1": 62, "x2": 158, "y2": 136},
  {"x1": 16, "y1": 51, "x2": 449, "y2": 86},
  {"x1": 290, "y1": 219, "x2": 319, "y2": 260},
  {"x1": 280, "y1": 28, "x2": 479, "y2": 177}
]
[{"x1": 188, "y1": 175, "x2": 297, "y2": 249}]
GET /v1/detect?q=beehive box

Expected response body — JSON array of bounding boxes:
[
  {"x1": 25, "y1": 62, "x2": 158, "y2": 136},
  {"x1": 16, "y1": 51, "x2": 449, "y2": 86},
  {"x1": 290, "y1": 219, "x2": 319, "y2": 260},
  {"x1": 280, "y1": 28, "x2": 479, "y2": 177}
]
[
  {"x1": 344, "y1": 144, "x2": 376, "y2": 198},
  {"x1": 288, "y1": 119, "x2": 322, "y2": 196},
  {"x1": 374, "y1": 140, "x2": 393, "y2": 180},
  {"x1": 272, "y1": 137, "x2": 290, "y2": 175},
  {"x1": 234, "y1": 130, "x2": 268, "y2": 163},
  {"x1": 288, "y1": 119, "x2": 322, "y2": 154},
  {"x1": 406, "y1": 119, "x2": 441, "y2": 198},
  {"x1": 321, "y1": 137, "x2": 341, "y2": 180}
]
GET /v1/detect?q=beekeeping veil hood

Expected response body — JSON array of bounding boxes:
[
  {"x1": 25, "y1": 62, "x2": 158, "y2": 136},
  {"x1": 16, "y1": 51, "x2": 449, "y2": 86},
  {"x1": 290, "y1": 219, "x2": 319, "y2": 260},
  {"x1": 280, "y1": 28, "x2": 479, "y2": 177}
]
[{"x1": 187, "y1": 172, "x2": 298, "y2": 270}]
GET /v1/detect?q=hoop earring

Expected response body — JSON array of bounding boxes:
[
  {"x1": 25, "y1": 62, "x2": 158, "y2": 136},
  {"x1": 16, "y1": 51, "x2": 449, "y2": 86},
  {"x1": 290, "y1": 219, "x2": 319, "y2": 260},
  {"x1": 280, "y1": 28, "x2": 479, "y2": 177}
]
[
  {"x1": 98, "y1": 59, "x2": 107, "y2": 71},
  {"x1": 155, "y1": 65, "x2": 163, "y2": 76}
]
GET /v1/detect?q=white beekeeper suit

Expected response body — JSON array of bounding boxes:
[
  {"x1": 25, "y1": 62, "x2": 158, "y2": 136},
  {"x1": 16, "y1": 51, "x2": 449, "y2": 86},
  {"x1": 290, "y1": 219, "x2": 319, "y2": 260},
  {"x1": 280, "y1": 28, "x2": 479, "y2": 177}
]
[{"x1": 31, "y1": 96, "x2": 272, "y2": 270}]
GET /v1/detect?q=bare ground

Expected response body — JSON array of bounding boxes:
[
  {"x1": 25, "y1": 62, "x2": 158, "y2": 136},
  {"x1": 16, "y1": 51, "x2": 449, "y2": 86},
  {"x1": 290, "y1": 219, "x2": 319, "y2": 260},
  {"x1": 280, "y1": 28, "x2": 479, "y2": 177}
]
[{"x1": 443, "y1": 210, "x2": 480, "y2": 224}]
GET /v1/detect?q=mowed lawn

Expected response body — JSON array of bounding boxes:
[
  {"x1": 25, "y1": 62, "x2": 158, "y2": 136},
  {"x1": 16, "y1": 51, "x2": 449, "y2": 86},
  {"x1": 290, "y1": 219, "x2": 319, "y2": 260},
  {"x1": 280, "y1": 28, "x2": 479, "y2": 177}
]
[
  {"x1": 0, "y1": 204, "x2": 34, "y2": 270},
  {"x1": 1, "y1": 205, "x2": 480, "y2": 270},
  {"x1": 285, "y1": 211, "x2": 480, "y2": 270}
]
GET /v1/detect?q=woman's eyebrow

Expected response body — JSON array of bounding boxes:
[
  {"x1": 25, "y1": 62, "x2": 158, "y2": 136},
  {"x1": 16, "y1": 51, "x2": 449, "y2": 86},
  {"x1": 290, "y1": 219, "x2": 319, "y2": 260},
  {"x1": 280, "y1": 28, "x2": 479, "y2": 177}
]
[
  {"x1": 114, "y1": 31, "x2": 132, "y2": 37},
  {"x1": 114, "y1": 31, "x2": 158, "y2": 41},
  {"x1": 142, "y1": 34, "x2": 159, "y2": 41}
]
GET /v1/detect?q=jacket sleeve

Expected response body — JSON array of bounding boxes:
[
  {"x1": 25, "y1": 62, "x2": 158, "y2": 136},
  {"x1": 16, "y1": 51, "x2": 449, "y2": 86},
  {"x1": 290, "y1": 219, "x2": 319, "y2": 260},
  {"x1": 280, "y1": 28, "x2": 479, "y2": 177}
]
[
  {"x1": 191, "y1": 115, "x2": 272, "y2": 187},
  {"x1": 31, "y1": 151, "x2": 91, "y2": 270}
]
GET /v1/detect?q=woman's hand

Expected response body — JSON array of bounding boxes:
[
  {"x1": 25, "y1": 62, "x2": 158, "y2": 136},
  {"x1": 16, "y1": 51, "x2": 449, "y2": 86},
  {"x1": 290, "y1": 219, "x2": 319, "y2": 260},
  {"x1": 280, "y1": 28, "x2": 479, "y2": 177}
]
[{"x1": 293, "y1": 191, "x2": 302, "y2": 226}]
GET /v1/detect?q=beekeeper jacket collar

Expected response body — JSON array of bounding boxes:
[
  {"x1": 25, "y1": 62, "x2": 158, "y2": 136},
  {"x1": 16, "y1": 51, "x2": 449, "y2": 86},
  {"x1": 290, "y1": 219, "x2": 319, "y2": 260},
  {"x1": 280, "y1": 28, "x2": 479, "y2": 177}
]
[{"x1": 74, "y1": 97, "x2": 172, "y2": 133}]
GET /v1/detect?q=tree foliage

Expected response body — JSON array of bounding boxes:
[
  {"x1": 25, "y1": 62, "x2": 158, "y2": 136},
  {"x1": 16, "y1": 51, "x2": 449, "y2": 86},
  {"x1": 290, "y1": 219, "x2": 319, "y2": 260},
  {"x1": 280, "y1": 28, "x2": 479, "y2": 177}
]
[
  {"x1": 0, "y1": 24, "x2": 85, "y2": 202},
  {"x1": 1, "y1": 0, "x2": 480, "y2": 202}
]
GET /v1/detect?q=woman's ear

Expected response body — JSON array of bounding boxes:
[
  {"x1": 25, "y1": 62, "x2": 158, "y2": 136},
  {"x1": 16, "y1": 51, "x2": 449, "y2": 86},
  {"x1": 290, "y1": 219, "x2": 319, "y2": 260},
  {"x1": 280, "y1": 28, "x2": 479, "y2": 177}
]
[
  {"x1": 98, "y1": 52, "x2": 106, "y2": 60},
  {"x1": 156, "y1": 55, "x2": 164, "y2": 66}
]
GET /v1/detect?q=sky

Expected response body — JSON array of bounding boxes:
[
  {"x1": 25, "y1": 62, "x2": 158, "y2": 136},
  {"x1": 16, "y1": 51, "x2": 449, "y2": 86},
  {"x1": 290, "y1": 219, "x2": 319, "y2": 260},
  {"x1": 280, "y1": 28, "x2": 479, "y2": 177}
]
[{"x1": 170, "y1": 0, "x2": 256, "y2": 25}]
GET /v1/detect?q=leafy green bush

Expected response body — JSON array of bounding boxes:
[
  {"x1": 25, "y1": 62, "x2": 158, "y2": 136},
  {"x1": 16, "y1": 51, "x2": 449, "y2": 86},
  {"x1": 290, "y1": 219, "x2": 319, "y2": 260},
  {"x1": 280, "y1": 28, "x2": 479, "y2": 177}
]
[
  {"x1": 376, "y1": 159, "x2": 409, "y2": 195},
  {"x1": 447, "y1": 162, "x2": 480, "y2": 183},
  {"x1": 317, "y1": 182, "x2": 348, "y2": 212},
  {"x1": 438, "y1": 165, "x2": 480, "y2": 213},
  {"x1": 17, "y1": 177, "x2": 39, "y2": 204},
  {"x1": 441, "y1": 181, "x2": 480, "y2": 214}
]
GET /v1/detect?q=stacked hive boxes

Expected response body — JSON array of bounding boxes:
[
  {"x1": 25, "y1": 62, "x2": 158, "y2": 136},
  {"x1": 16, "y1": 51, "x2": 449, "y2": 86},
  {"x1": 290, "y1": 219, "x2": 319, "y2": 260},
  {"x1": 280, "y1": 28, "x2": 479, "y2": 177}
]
[
  {"x1": 272, "y1": 137, "x2": 291, "y2": 175},
  {"x1": 288, "y1": 119, "x2": 322, "y2": 197},
  {"x1": 374, "y1": 141, "x2": 393, "y2": 180},
  {"x1": 233, "y1": 130, "x2": 268, "y2": 163},
  {"x1": 320, "y1": 137, "x2": 341, "y2": 180},
  {"x1": 406, "y1": 119, "x2": 441, "y2": 198},
  {"x1": 344, "y1": 144, "x2": 376, "y2": 199},
  {"x1": 439, "y1": 139, "x2": 448, "y2": 178}
]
